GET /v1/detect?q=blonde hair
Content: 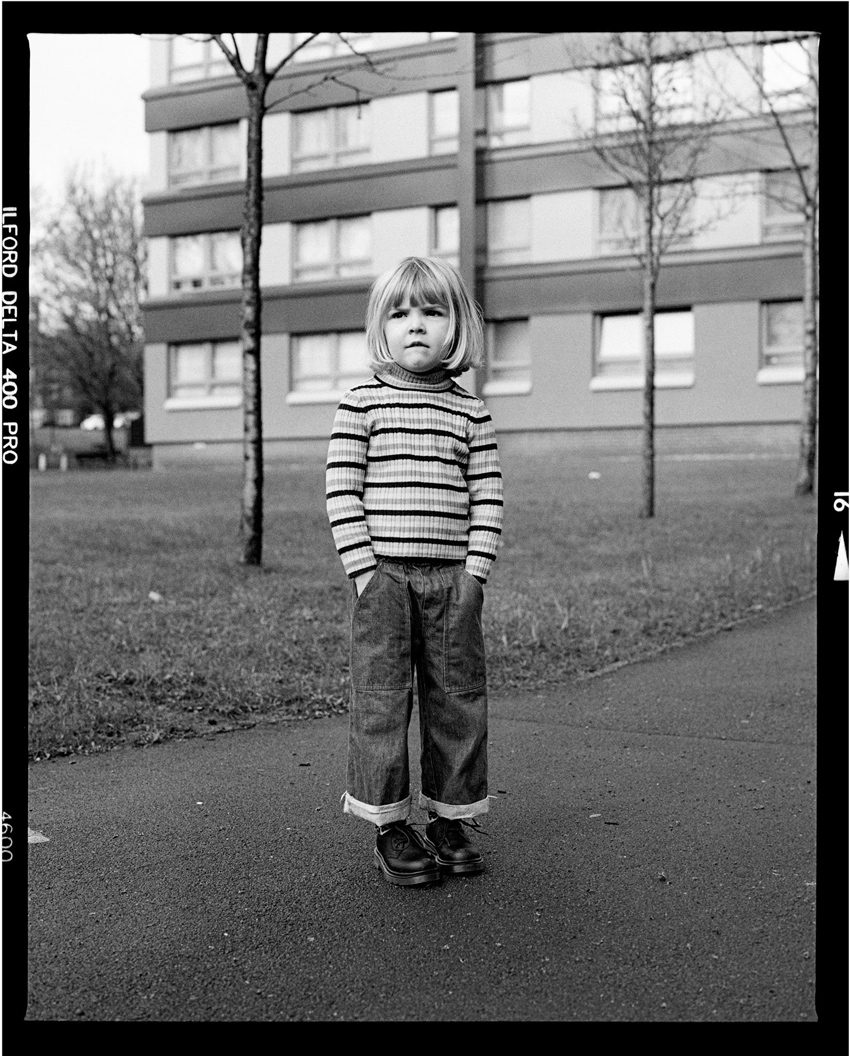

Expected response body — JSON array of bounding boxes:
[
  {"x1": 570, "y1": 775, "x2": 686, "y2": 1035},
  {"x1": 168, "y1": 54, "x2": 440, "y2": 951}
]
[{"x1": 365, "y1": 256, "x2": 484, "y2": 375}]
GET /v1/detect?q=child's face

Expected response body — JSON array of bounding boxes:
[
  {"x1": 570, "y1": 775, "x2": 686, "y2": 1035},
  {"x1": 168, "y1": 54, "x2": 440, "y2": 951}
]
[{"x1": 384, "y1": 299, "x2": 451, "y2": 373}]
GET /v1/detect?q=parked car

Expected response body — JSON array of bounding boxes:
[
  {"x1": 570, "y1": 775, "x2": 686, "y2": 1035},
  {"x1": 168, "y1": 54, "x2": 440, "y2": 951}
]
[{"x1": 79, "y1": 411, "x2": 141, "y2": 431}]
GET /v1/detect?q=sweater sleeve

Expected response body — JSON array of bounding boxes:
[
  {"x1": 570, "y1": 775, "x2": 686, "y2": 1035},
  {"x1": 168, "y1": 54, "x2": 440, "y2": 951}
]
[
  {"x1": 463, "y1": 400, "x2": 504, "y2": 582},
  {"x1": 326, "y1": 392, "x2": 378, "y2": 579}
]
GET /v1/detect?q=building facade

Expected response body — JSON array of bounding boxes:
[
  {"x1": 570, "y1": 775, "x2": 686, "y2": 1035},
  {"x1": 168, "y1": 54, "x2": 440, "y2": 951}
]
[{"x1": 141, "y1": 31, "x2": 814, "y2": 465}]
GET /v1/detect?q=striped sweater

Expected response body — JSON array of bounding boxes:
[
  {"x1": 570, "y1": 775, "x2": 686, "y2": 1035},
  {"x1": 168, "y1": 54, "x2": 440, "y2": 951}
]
[{"x1": 326, "y1": 361, "x2": 504, "y2": 582}]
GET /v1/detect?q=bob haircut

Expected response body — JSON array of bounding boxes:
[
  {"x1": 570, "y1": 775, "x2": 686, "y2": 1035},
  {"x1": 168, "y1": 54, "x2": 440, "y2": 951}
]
[{"x1": 365, "y1": 256, "x2": 484, "y2": 375}]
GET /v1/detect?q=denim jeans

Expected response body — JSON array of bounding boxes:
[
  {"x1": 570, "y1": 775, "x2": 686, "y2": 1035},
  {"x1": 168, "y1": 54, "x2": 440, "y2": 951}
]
[{"x1": 341, "y1": 558, "x2": 489, "y2": 826}]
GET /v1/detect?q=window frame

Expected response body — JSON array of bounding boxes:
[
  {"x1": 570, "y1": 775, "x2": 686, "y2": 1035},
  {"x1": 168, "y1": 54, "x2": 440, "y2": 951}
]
[
  {"x1": 169, "y1": 231, "x2": 242, "y2": 293},
  {"x1": 290, "y1": 33, "x2": 373, "y2": 61},
  {"x1": 597, "y1": 186, "x2": 640, "y2": 255},
  {"x1": 291, "y1": 103, "x2": 371, "y2": 172},
  {"x1": 760, "y1": 38, "x2": 814, "y2": 114},
  {"x1": 168, "y1": 123, "x2": 242, "y2": 188},
  {"x1": 169, "y1": 37, "x2": 231, "y2": 83},
  {"x1": 291, "y1": 32, "x2": 455, "y2": 60},
  {"x1": 595, "y1": 57, "x2": 694, "y2": 134},
  {"x1": 482, "y1": 318, "x2": 532, "y2": 396},
  {"x1": 590, "y1": 308, "x2": 695, "y2": 391},
  {"x1": 758, "y1": 299, "x2": 805, "y2": 384},
  {"x1": 287, "y1": 330, "x2": 370, "y2": 403},
  {"x1": 596, "y1": 183, "x2": 695, "y2": 256},
  {"x1": 428, "y1": 89, "x2": 460, "y2": 155},
  {"x1": 652, "y1": 57, "x2": 694, "y2": 125},
  {"x1": 430, "y1": 204, "x2": 460, "y2": 265},
  {"x1": 291, "y1": 215, "x2": 373, "y2": 283},
  {"x1": 761, "y1": 170, "x2": 807, "y2": 243},
  {"x1": 486, "y1": 79, "x2": 531, "y2": 148},
  {"x1": 165, "y1": 339, "x2": 243, "y2": 409},
  {"x1": 486, "y1": 197, "x2": 532, "y2": 265}
]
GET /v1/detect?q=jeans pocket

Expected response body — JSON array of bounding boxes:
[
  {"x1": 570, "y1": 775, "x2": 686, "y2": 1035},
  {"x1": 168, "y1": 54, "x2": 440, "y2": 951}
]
[
  {"x1": 350, "y1": 562, "x2": 411, "y2": 690},
  {"x1": 460, "y1": 569, "x2": 484, "y2": 592},
  {"x1": 444, "y1": 568, "x2": 486, "y2": 692},
  {"x1": 352, "y1": 560, "x2": 383, "y2": 611}
]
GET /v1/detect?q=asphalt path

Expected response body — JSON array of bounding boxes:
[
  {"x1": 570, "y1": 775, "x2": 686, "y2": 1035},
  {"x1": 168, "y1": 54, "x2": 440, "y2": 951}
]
[{"x1": 24, "y1": 599, "x2": 816, "y2": 1022}]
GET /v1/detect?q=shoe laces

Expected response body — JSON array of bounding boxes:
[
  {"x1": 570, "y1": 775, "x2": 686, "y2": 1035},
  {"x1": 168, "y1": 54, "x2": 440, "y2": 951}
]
[
  {"x1": 378, "y1": 820, "x2": 430, "y2": 849},
  {"x1": 431, "y1": 816, "x2": 490, "y2": 839}
]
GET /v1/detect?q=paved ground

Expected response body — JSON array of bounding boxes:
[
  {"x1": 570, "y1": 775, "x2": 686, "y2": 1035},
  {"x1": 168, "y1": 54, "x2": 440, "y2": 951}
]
[{"x1": 22, "y1": 599, "x2": 816, "y2": 1022}]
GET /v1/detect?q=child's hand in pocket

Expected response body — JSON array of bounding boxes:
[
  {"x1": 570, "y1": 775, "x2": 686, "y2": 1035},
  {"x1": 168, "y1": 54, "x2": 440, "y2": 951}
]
[{"x1": 355, "y1": 569, "x2": 375, "y2": 596}]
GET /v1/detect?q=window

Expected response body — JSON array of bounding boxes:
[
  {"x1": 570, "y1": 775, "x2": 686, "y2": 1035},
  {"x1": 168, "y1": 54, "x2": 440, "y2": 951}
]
[
  {"x1": 592, "y1": 310, "x2": 694, "y2": 389},
  {"x1": 762, "y1": 39, "x2": 813, "y2": 113},
  {"x1": 653, "y1": 59, "x2": 693, "y2": 124},
  {"x1": 170, "y1": 232, "x2": 241, "y2": 292},
  {"x1": 483, "y1": 320, "x2": 531, "y2": 395},
  {"x1": 598, "y1": 187, "x2": 639, "y2": 254},
  {"x1": 291, "y1": 33, "x2": 372, "y2": 61},
  {"x1": 761, "y1": 301, "x2": 803, "y2": 374},
  {"x1": 167, "y1": 340, "x2": 242, "y2": 404},
  {"x1": 487, "y1": 80, "x2": 531, "y2": 147},
  {"x1": 235, "y1": 34, "x2": 296, "y2": 70},
  {"x1": 596, "y1": 67, "x2": 630, "y2": 133},
  {"x1": 431, "y1": 205, "x2": 459, "y2": 264},
  {"x1": 292, "y1": 104, "x2": 371, "y2": 171},
  {"x1": 169, "y1": 124, "x2": 241, "y2": 187},
  {"x1": 293, "y1": 216, "x2": 371, "y2": 282},
  {"x1": 487, "y1": 199, "x2": 531, "y2": 264},
  {"x1": 598, "y1": 184, "x2": 693, "y2": 255},
  {"x1": 596, "y1": 59, "x2": 693, "y2": 133},
  {"x1": 762, "y1": 171, "x2": 806, "y2": 242},
  {"x1": 290, "y1": 331, "x2": 369, "y2": 399},
  {"x1": 291, "y1": 32, "x2": 453, "y2": 58},
  {"x1": 169, "y1": 36, "x2": 231, "y2": 83},
  {"x1": 430, "y1": 90, "x2": 459, "y2": 154}
]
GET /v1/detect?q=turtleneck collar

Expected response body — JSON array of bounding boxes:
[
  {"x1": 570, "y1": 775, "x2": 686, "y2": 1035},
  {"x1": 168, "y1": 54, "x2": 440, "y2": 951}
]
[{"x1": 374, "y1": 360, "x2": 455, "y2": 391}]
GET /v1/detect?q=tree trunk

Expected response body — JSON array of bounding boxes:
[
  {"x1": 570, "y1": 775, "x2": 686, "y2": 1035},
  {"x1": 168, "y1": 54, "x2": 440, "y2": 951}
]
[
  {"x1": 240, "y1": 84, "x2": 265, "y2": 564},
  {"x1": 639, "y1": 41, "x2": 657, "y2": 520},
  {"x1": 794, "y1": 106, "x2": 819, "y2": 496},
  {"x1": 102, "y1": 407, "x2": 117, "y2": 462},
  {"x1": 641, "y1": 265, "x2": 657, "y2": 519}
]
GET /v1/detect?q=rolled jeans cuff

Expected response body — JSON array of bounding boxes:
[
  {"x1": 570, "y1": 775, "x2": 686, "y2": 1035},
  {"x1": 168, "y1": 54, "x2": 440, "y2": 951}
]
[
  {"x1": 418, "y1": 792, "x2": 490, "y2": 820},
  {"x1": 342, "y1": 791, "x2": 410, "y2": 826}
]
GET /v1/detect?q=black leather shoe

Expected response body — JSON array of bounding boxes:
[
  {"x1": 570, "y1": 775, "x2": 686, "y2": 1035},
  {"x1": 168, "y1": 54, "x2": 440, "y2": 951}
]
[
  {"x1": 374, "y1": 822, "x2": 441, "y2": 886},
  {"x1": 424, "y1": 817, "x2": 485, "y2": 875}
]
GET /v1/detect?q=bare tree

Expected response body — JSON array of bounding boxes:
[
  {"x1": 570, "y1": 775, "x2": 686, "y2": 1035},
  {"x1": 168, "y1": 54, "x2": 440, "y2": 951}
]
[
  {"x1": 32, "y1": 171, "x2": 145, "y2": 460},
  {"x1": 699, "y1": 32, "x2": 819, "y2": 496},
  {"x1": 176, "y1": 32, "x2": 390, "y2": 565},
  {"x1": 566, "y1": 32, "x2": 732, "y2": 518}
]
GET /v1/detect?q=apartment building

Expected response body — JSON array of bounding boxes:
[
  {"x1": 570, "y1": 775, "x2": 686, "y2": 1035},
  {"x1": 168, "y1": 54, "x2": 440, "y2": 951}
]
[{"x1": 141, "y1": 31, "x2": 814, "y2": 464}]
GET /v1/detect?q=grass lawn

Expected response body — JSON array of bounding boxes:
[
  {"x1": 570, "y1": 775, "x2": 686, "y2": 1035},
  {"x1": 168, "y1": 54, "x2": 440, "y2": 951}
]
[{"x1": 28, "y1": 439, "x2": 816, "y2": 760}]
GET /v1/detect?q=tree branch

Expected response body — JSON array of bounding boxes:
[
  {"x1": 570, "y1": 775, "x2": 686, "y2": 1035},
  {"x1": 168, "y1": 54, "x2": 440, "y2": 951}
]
[
  {"x1": 709, "y1": 32, "x2": 817, "y2": 206},
  {"x1": 263, "y1": 66, "x2": 375, "y2": 114},
  {"x1": 267, "y1": 33, "x2": 321, "y2": 80},
  {"x1": 228, "y1": 33, "x2": 243, "y2": 71},
  {"x1": 211, "y1": 33, "x2": 249, "y2": 83}
]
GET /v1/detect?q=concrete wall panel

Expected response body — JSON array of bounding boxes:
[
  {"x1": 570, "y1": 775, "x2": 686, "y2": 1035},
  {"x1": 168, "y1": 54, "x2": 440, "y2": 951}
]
[
  {"x1": 263, "y1": 112, "x2": 291, "y2": 178},
  {"x1": 532, "y1": 190, "x2": 595, "y2": 262},
  {"x1": 531, "y1": 70, "x2": 594, "y2": 143},
  {"x1": 694, "y1": 174, "x2": 762, "y2": 249},
  {"x1": 146, "y1": 237, "x2": 170, "y2": 298},
  {"x1": 148, "y1": 131, "x2": 168, "y2": 193},
  {"x1": 370, "y1": 94, "x2": 430, "y2": 163},
  {"x1": 371, "y1": 208, "x2": 430, "y2": 274},
  {"x1": 143, "y1": 159, "x2": 456, "y2": 237},
  {"x1": 260, "y1": 222, "x2": 292, "y2": 287}
]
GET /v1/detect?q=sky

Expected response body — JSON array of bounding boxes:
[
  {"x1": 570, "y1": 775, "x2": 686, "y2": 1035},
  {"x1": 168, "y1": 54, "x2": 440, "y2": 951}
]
[{"x1": 29, "y1": 33, "x2": 151, "y2": 203}]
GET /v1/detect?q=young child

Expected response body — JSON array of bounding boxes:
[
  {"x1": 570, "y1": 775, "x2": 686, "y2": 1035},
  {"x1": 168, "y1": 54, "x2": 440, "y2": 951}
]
[{"x1": 326, "y1": 256, "x2": 504, "y2": 886}]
